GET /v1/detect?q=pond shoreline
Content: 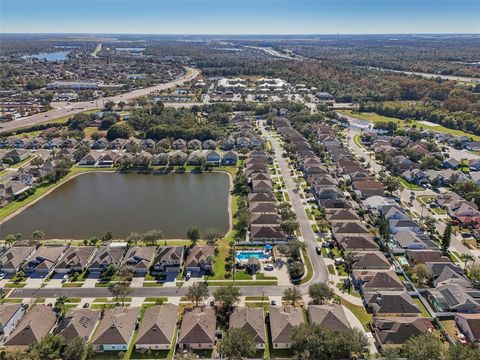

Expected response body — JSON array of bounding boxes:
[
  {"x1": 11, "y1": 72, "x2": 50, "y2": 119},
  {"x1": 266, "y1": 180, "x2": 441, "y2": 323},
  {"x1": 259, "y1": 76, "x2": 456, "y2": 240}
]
[{"x1": 0, "y1": 168, "x2": 234, "y2": 240}]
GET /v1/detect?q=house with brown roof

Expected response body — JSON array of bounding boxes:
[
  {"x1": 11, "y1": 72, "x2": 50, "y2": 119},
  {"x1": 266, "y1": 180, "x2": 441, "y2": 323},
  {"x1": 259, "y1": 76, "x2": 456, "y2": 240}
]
[
  {"x1": 269, "y1": 305, "x2": 304, "y2": 349},
  {"x1": 23, "y1": 245, "x2": 66, "y2": 275},
  {"x1": 122, "y1": 246, "x2": 156, "y2": 275},
  {"x1": 326, "y1": 209, "x2": 361, "y2": 224},
  {"x1": 135, "y1": 304, "x2": 178, "y2": 350},
  {"x1": 4, "y1": 305, "x2": 57, "y2": 349},
  {"x1": 152, "y1": 246, "x2": 184, "y2": 276},
  {"x1": 337, "y1": 235, "x2": 379, "y2": 251},
  {"x1": 352, "y1": 270, "x2": 404, "y2": 292},
  {"x1": 0, "y1": 303, "x2": 26, "y2": 339},
  {"x1": 185, "y1": 245, "x2": 215, "y2": 276},
  {"x1": 455, "y1": 313, "x2": 480, "y2": 346},
  {"x1": 55, "y1": 246, "x2": 96, "y2": 274},
  {"x1": 229, "y1": 307, "x2": 266, "y2": 349},
  {"x1": 250, "y1": 213, "x2": 281, "y2": 226},
  {"x1": 373, "y1": 317, "x2": 433, "y2": 348},
  {"x1": 308, "y1": 304, "x2": 351, "y2": 332},
  {"x1": 54, "y1": 308, "x2": 100, "y2": 344},
  {"x1": 178, "y1": 307, "x2": 216, "y2": 350},
  {"x1": 91, "y1": 307, "x2": 140, "y2": 352},
  {"x1": 352, "y1": 251, "x2": 391, "y2": 270},
  {"x1": 250, "y1": 225, "x2": 287, "y2": 242},
  {"x1": 332, "y1": 222, "x2": 370, "y2": 239},
  {"x1": 352, "y1": 180, "x2": 384, "y2": 198},
  {"x1": 248, "y1": 192, "x2": 276, "y2": 203},
  {"x1": 364, "y1": 291, "x2": 422, "y2": 316},
  {"x1": 405, "y1": 250, "x2": 450, "y2": 266},
  {"x1": 88, "y1": 244, "x2": 126, "y2": 273},
  {"x1": 0, "y1": 246, "x2": 35, "y2": 274}
]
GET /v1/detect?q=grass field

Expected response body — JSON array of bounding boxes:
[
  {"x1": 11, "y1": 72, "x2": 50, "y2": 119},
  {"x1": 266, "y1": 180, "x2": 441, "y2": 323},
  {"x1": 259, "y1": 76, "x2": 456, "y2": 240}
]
[
  {"x1": 395, "y1": 176, "x2": 423, "y2": 190},
  {"x1": 340, "y1": 298, "x2": 372, "y2": 331},
  {"x1": 340, "y1": 110, "x2": 480, "y2": 141}
]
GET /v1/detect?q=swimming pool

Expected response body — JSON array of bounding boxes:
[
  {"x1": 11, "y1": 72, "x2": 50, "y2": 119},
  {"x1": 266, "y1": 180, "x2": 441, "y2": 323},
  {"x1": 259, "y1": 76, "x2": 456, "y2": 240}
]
[{"x1": 235, "y1": 250, "x2": 269, "y2": 261}]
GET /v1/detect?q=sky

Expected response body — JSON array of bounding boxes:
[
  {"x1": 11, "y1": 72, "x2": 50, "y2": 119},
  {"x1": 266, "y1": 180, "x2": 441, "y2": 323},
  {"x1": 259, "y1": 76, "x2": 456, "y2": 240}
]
[{"x1": 1, "y1": 0, "x2": 479, "y2": 34}]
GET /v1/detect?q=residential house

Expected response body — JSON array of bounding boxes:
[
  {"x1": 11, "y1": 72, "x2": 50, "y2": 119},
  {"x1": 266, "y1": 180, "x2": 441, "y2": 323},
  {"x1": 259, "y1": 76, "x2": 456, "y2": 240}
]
[
  {"x1": 308, "y1": 304, "x2": 351, "y2": 332},
  {"x1": 443, "y1": 158, "x2": 461, "y2": 170},
  {"x1": 426, "y1": 283, "x2": 480, "y2": 313},
  {"x1": 393, "y1": 231, "x2": 437, "y2": 250},
  {"x1": 171, "y1": 139, "x2": 187, "y2": 150},
  {"x1": 222, "y1": 151, "x2": 238, "y2": 165},
  {"x1": 88, "y1": 244, "x2": 126, "y2": 273},
  {"x1": 455, "y1": 313, "x2": 480, "y2": 346},
  {"x1": 389, "y1": 219, "x2": 422, "y2": 235},
  {"x1": 187, "y1": 139, "x2": 202, "y2": 150},
  {"x1": 205, "y1": 150, "x2": 222, "y2": 166},
  {"x1": 401, "y1": 169, "x2": 429, "y2": 185},
  {"x1": 178, "y1": 307, "x2": 216, "y2": 350},
  {"x1": 185, "y1": 245, "x2": 215, "y2": 276},
  {"x1": 152, "y1": 246, "x2": 184, "y2": 275},
  {"x1": 78, "y1": 152, "x2": 103, "y2": 166},
  {"x1": 229, "y1": 307, "x2": 266, "y2": 349},
  {"x1": 4, "y1": 149, "x2": 28, "y2": 163},
  {"x1": 4, "y1": 305, "x2": 56, "y2": 349},
  {"x1": 250, "y1": 225, "x2": 287, "y2": 242},
  {"x1": 23, "y1": 246, "x2": 66, "y2": 275},
  {"x1": 54, "y1": 308, "x2": 100, "y2": 343},
  {"x1": 352, "y1": 251, "x2": 391, "y2": 270},
  {"x1": 122, "y1": 246, "x2": 156, "y2": 275},
  {"x1": 373, "y1": 317, "x2": 433, "y2": 348},
  {"x1": 91, "y1": 307, "x2": 140, "y2": 352},
  {"x1": 269, "y1": 306, "x2": 304, "y2": 349},
  {"x1": 168, "y1": 150, "x2": 188, "y2": 166},
  {"x1": 405, "y1": 250, "x2": 450, "y2": 266},
  {"x1": 337, "y1": 235, "x2": 379, "y2": 251},
  {"x1": 0, "y1": 246, "x2": 35, "y2": 274},
  {"x1": 352, "y1": 270, "x2": 404, "y2": 292},
  {"x1": 135, "y1": 304, "x2": 178, "y2": 350},
  {"x1": 363, "y1": 291, "x2": 421, "y2": 316},
  {"x1": 449, "y1": 201, "x2": 480, "y2": 225},
  {"x1": 0, "y1": 304, "x2": 26, "y2": 339},
  {"x1": 55, "y1": 246, "x2": 96, "y2": 274}
]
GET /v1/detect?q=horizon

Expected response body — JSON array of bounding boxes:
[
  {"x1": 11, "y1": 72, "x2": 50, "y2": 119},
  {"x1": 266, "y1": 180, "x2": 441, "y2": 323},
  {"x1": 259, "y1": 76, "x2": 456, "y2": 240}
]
[{"x1": 1, "y1": 0, "x2": 480, "y2": 35}]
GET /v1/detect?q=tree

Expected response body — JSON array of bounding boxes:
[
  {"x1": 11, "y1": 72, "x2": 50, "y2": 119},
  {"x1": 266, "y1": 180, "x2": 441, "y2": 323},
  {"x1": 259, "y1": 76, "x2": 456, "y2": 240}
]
[
  {"x1": 442, "y1": 223, "x2": 452, "y2": 254},
  {"x1": 25, "y1": 333, "x2": 63, "y2": 360},
  {"x1": 382, "y1": 176, "x2": 401, "y2": 195},
  {"x1": 291, "y1": 323, "x2": 369, "y2": 360},
  {"x1": 308, "y1": 283, "x2": 333, "y2": 305},
  {"x1": 31, "y1": 157, "x2": 44, "y2": 168},
  {"x1": 4, "y1": 234, "x2": 16, "y2": 247},
  {"x1": 213, "y1": 285, "x2": 240, "y2": 311},
  {"x1": 103, "y1": 100, "x2": 116, "y2": 111},
  {"x1": 187, "y1": 282, "x2": 209, "y2": 306},
  {"x1": 445, "y1": 343, "x2": 480, "y2": 360},
  {"x1": 203, "y1": 229, "x2": 224, "y2": 246},
  {"x1": 401, "y1": 333, "x2": 443, "y2": 360},
  {"x1": 281, "y1": 219, "x2": 300, "y2": 237},
  {"x1": 423, "y1": 217, "x2": 436, "y2": 236},
  {"x1": 343, "y1": 251, "x2": 355, "y2": 275},
  {"x1": 412, "y1": 263, "x2": 432, "y2": 286},
  {"x1": 32, "y1": 230, "x2": 45, "y2": 244},
  {"x1": 106, "y1": 123, "x2": 132, "y2": 141},
  {"x1": 289, "y1": 262, "x2": 305, "y2": 280},
  {"x1": 143, "y1": 229, "x2": 163, "y2": 246},
  {"x1": 218, "y1": 328, "x2": 257, "y2": 360},
  {"x1": 54, "y1": 295, "x2": 68, "y2": 315},
  {"x1": 62, "y1": 337, "x2": 92, "y2": 360},
  {"x1": 110, "y1": 281, "x2": 131, "y2": 306},
  {"x1": 187, "y1": 227, "x2": 200, "y2": 245},
  {"x1": 283, "y1": 286, "x2": 302, "y2": 305}
]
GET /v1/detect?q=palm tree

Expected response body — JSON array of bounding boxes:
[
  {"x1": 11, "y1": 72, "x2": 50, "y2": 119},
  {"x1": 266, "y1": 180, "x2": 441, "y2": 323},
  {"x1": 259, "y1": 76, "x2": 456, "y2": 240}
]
[
  {"x1": 32, "y1": 230, "x2": 45, "y2": 244},
  {"x1": 282, "y1": 286, "x2": 302, "y2": 305},
  {"x1": 4, "y1": 234, "x2": 16, "y2": 248},
  {"x1": 187, "y1": 282, "x2": 209, "y2": 307}
]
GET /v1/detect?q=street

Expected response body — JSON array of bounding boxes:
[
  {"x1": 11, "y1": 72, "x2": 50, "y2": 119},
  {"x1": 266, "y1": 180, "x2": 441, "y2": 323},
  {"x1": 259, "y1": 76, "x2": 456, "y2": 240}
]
[{"x1": 0, "y1": 67, "x2": 200, "y2": 133}]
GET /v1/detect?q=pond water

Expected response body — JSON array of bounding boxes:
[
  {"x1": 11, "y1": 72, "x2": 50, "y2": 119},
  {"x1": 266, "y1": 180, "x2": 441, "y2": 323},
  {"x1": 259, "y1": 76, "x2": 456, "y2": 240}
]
[
  {"x1": 0, "y1": 172, "x2": 230, "y2": 240},
  {"x1": 22, "y1": 51, "x2": 69, "y2": 61}
]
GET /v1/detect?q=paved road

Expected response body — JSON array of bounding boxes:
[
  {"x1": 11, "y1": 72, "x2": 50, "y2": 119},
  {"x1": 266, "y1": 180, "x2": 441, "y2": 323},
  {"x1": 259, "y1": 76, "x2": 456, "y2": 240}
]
[
  {"x1": 0, "y1": 67, "x2": 200, "y2": 133},
  {"x1": 369, "y1": 67, "x2": 480, "y2": 83},
  {"x1": 260, "y1": 122, "x2": 328, "y2": 285}
]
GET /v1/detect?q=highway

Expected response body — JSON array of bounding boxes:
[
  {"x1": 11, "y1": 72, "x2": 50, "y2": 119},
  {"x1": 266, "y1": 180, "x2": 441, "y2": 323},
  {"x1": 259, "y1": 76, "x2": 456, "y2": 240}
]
[{"x1": 0, "y1": 67, "x2": 200, "y2": 134}]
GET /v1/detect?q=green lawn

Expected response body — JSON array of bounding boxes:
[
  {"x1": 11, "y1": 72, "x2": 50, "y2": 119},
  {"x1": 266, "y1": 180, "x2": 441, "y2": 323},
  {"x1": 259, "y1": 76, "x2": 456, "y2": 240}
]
[
  {"x1": 207, "y1": 280, "x2": 278, "y2": 286},
  {"x1": 395, "y1": 176, "x2": 423, "y2": 190},
  {"x1": 340, "y1": 110, "x2": 480, "y2": 141},
  {"x1": 299, "y1": 248, "x2": 314, "y2": 285},
  {"x1": 413, "y1": 297, "x2": 431, "y2": 318},
  {"x1": 340, "y1": 298, "x2": 372, "y2": 331}
]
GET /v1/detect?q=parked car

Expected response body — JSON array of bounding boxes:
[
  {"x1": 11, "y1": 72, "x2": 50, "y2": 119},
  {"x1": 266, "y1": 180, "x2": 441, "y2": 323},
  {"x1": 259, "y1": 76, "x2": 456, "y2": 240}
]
[
  {"x1": 61, "y1": 275, "x2": 69, "y2": 283},
  {"x1": 186, "y1": 271, "x2": 191, "y2": 279},
  {"x1": 316, "y1": 246, "x2": 321, "y2": 255},
  {"x1": 0, "y1": 272, "x2": 6, "y2": 280},
  {"x1": 83, "y1": 303, "x2": 90, "y2": 308},
  {"x1": 264, "y1": 264, "x2": 274, "y2": 271}
]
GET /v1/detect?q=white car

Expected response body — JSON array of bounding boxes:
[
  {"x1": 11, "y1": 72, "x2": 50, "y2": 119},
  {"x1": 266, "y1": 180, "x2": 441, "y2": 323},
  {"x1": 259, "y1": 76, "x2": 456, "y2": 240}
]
[
  {"x1": 186, "y1": 271, "x2": 191, "y2": 279},
  {"x1": 61, "y1": 275, "x2": 69, "y2": 283},
  {"x1": 0, "y1": 273, "x2": 6, "y2": 280}
]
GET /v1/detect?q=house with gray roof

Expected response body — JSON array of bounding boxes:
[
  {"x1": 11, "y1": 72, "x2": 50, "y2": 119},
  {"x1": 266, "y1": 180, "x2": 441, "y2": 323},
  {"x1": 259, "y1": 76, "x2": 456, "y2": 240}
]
[
  {"x1": 152, "y1": 246, "x2": 184, "y2": 275},
  {"x1": 364, "y1": 291, "x2": 421, "y2": 316},
  {"x1": 135, "y1": 304, "x2": 178, "y2": 350},
  {"x1": 352, "y1": 251, "x2": 391, "y2": 270},
  {"x1": 55, "y1": 246, "x2": 96, "y2": 274},
  {"x1": 122, "y1": 246, "x2": 156, "y2": 275},
  {"x1": 229, "y1": 307, "x2": 266, "y2": 349},
  {"x1": 185, "y1": 245, "x2": 215, "y2": 276},
  {"x1": 352, "y1": 270, "x2": 404, "y2": 292},
  {"x1": 455, "y1": 313, "x2": 480, "y2": 346},
  {"x1": 88, "y1": 244, "x2": 126, "y2": 273},
  {"x1": 373, "y1": 317, "x2": 433, "y2": 348},
  {"x1": 23, "y1": 246, "x2": 66, "y2": 275},
  {"x1": 308, "y1": 304, "x2": 351, "y2": 332},
  {"x1": 178, "y1": 307, "x2": 216, "y2": 350},
  {"x1": 426, "y1": 283, "x2": 480, "y2": 313},
  {"x1": 269, "y1": 305, "x2": 304, "y2": 349},
  {"x1": 91, "y1": 307, "x2": 140, "y2": 352}
]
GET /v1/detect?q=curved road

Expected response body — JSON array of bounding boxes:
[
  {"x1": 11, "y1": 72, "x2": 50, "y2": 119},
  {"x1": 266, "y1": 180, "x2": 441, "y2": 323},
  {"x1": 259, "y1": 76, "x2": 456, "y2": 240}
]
[{"x1": 0, "y1": 67, "x2": 200, "y2": 134}]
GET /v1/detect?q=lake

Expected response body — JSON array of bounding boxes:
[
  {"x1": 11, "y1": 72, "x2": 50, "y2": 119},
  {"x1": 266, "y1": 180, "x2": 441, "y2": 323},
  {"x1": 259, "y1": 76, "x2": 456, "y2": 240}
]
[
  {"x1": 0, "y1": 172, "x2": 230, "y2": 240},
  {"x1": 22, "y1": 51, "x2": 69, "y2": 62}
]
